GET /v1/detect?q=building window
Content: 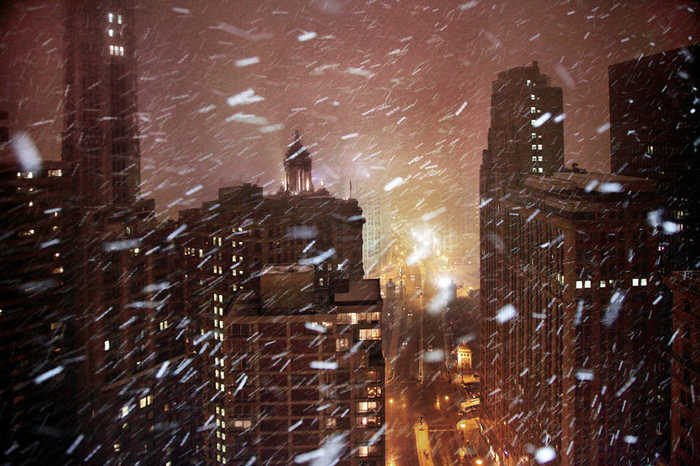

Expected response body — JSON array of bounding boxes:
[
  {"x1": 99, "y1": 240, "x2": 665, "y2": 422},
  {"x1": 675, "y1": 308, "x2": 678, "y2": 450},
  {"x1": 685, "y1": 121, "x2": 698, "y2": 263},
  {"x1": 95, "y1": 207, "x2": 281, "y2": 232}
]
[
  {"x1": 575, "y1": 280, "x2": 583, "y2": 289},
  {"x1": 48, "y1": 169, "x2": 62, "y2": 177},
  {"x1": 108, "y1": 13, "x2": 114, "y2": 22},
  {"x1": 336, "y1": 338, "x2": 350, "y2": 351},
  {"x1": 584, "y1": 280, "x2": 591, "y2": 288},
  {"x1": 359, "y1": 328, "x2": 381, "y2": 340},
  {"x1": 120, "y1": 405, "x2": 129, "y2": 418},
  {"x1": 530, "y1": 107, "x2": 536, "y2": 114},
  {"x1": 367, "y1": 386, "x2": 382, "y2": 398},
  {"x1": 357, "y1": 401, "x2": 378, "y2": 413},
  {"x1": 104, "y1": 340, "x2": 111, "y2": 351},
  {"x1": 632, "y1": 278, "x2": 639, "y2": 287},
  {"x1": 600, "y1": 280, "x2": 606, "y2": 288},
  {"x1": 232, "y1": 419, "x2": 251, "y2": 429},
  {"x1": 108, "y1": 29, "x2": 114, "y2": 37},
  {"x1": 139, "y1": 395, "x2": 153, "y2": 408},
  {"x1": 159, "y1": 320, "x2": 168, "y2": 330},
  {"x1": 538, "y1": 167, "x2": 543, "y2": 173},
  {"x1": 530, "y1": 93, "x2": 536, "y2": 100},
  {"x1": 117, "y1": 14, "x2": 123, "y2": 24}
]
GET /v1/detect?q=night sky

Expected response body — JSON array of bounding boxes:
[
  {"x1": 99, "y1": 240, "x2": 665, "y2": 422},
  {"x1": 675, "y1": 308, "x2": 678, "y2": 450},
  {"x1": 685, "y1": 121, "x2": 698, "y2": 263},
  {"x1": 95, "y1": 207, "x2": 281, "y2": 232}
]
[{"x1": 1, "y1": 0, "x2": 697, "y2": 220}]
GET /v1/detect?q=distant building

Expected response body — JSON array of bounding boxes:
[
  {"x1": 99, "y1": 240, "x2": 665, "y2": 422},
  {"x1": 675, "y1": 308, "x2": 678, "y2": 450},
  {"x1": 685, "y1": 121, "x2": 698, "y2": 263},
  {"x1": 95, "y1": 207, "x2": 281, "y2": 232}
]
[
  {"x1": 361, "y1": 190, "x2": 389, "y2": 278},
  {"x1": 664, "y1": 271, "x2": 699, "y2": 466},
  {"x1": 480, "y1": 61, "x2": 564, "y2": 195},
  {"x1": 62, "y1": 0, "x2": 141, "y2": 206},
  {"x1": 456, "y1": 345, "x2": 473, "y2": 372},
  {"x1": 480, "y1": 171, "x2": 665, "y2": 465},
  {"x1": 609, "y1": 44, "x2": 699, "y2": 270}
]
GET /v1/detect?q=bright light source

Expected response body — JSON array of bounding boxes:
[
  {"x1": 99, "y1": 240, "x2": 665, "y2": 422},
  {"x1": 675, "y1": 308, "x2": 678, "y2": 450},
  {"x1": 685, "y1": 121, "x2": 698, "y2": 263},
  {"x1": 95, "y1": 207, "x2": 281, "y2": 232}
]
[
  {"x1": 475, "y1": 459, "x2": 484, "y2": 465},
  {"x1": 437, "y1": 276, "x2": 452, "y2": 289}
]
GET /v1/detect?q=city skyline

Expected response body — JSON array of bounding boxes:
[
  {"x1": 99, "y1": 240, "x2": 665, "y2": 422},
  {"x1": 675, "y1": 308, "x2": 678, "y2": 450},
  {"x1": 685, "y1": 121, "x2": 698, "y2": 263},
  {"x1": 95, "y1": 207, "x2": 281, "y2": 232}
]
[
  {"x1": 1, "y1": 1, "x2": 698, "y2": 465},
  {"x1": 1, "y1": 0, "x2": 697, "y2": 218}
]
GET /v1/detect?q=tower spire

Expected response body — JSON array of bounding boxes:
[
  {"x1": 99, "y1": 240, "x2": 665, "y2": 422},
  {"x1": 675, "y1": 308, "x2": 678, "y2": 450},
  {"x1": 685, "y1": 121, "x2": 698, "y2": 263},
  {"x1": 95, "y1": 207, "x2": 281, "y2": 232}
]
[{"x1": 284, "y1": 130, "x2": 313, "y2": 194}]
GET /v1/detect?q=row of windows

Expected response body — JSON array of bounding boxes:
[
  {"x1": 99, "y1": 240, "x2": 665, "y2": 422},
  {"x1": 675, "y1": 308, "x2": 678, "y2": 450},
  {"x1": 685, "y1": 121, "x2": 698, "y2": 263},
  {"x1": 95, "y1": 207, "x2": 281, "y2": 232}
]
[
  {"x1": 108, "y1": 45, "x2": 125, "y2": 56},
  {"x1": 574, "y1": 278, "x2": 648, "y2": 289}
]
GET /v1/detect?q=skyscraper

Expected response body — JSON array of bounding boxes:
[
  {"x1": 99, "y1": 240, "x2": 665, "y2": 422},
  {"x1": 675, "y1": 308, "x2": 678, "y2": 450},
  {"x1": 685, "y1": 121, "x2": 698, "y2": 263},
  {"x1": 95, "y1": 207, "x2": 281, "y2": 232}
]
[
  {"x1": 178, "y1": 133, "x2": 369, "y2": 463},
  {"x1": 62, "y1": 0, "x2": 141, "y2": 206},
  {"x1": 609, "y1": 44, "x2": 699, "y2": 270},
  {"x1": 480, "y1": 61, "x2": 564, "y2": 195},
  {"x1": 480, "y1": 171, "x2": 664, "y2": 465}
]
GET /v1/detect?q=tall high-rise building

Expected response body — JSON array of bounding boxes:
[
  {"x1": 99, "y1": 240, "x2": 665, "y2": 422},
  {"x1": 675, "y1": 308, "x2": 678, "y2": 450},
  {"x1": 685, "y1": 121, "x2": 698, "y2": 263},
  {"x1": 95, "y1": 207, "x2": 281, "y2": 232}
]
[
  {"x1": 480, "y1": 61, "x2": 564, "y2": 195},
  {"x1": 480, "y1": 171, "x2": 665, "y2": 465},
  {"x1": 664, "y1": 271, "x2": 699, "y2": 466},
  {"x1": 0, "y1": 157, "x2": 80, "y2": 462},
  {"x1": 609, "y1": 44, "x2": 699, "y2": 270},
  {"x1": 178, "y1": 133, "x2": 368, "y2": 464},
  {"x1": 62, "y1": 0, "x2": 141, "y2": 206}
]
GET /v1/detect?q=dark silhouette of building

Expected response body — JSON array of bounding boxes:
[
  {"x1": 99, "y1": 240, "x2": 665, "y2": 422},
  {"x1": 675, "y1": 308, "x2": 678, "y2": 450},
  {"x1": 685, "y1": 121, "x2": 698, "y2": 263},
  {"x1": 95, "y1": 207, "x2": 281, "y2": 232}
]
[
  {"x1": 609, "y1": 44, "x2": 700, "y2": 270},
  {"x1": 480, "y1": 63, "x2": 670, "y2": 464},
  {"x1": 481, "y1": 171, "x2": 664, "y2": 465},
  {"x1": 0, "y1": 157, "x2": 80, "y2": 462},
  {"x1": 480, "y1": 61, "x2": 564, "y2": 194},
  {"x1": 664, "y1": 271, "x2": 699, "y2": 466},
  {"x1": 62, "y1": 0, "x2": 141, "y2": 206}
]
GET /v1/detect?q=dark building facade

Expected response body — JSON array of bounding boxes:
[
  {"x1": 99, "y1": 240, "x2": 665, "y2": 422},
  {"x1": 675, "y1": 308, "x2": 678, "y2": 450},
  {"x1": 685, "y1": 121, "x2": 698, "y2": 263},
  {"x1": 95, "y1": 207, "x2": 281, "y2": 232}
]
[
  {"x1": 609, "y1": 44, "x2": 699, "y2": 270},
  {"x1": 0, "y1": 158, "x2": 81, "y2": 462},
  {"x1": 480, "y1": 61, "x2": 564, "y2": 194},
  {"x1": 62, "y1": 0, "x2": 141, "y2": 206},
  {"x1": 480, "y1": 171, "x2": 665, "y2": 465},
  {"x1": 665, "y1": 271, "x2": 699, "y2": 466}
]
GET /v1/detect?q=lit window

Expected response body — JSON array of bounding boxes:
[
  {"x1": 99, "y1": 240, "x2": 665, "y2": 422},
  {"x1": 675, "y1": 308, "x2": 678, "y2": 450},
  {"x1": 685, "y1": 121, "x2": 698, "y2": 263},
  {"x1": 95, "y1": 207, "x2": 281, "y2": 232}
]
[
  {"x1": 584, "y1": 280, "x2": 591, "y2": 289},
  {"x1": 600, "y1": 280, "x2": 606, "y2": 288},
  {"x1": 109, "y1": 45, "x2": 115, "y2": 55},
  {"x1": 632, "y1": 278, "x2": 639, "y2": 287},
  {"x1": 530, "y1": 107, "x2": 536, "y2": 114},
  {"x1": 108, "y1": 29, "x2": 114, "y2": 37},
  {"x1": 530, "y1": 93, "x2": 536, "y2": 100},
  {"x1": 232, "y1": 419, "x2": 251, "y2": 429},
  {"x1": 532, "y1": 156, "x2": 537, "y2": 161},
  {"x1": 114, "y1": 443, "x2": 120, "y2": 452},
  {"x1": 336, "y1": 338, "x2": 350, "y2": 351},
  {"x1": 120, "y1": 405, "x2": 129, "y2": 418},
  {"x1": 531, "y1": 144, "x2": 537, "y2": 150},
  {"x1": 118, "y1": 14, "x2": 122, "y2": 24},
  {"x1": 159, "y1": 320, "x2": 168, "y2": 330},
  {"x1": 48, "y1": 169, "x2": 62, "y2": 177},
  {"x1": 104, "y1": 340, "x2": 111, "y2": 351},
  {"x1": 538, "y1": 167, "x2": 543, "y2": 173},
  {"x1": 575, "y1": 280, "x2": 583, "y2": 289},
  {"x1": 526, "y1": 79, "x2": 531, "y2": 86},
  {"x1": 326, "y1": 418, "x2": 337, "y2": 428},
  {"x1": 538, "y1": 156, "x2": 543, "y2": 162},
  {"x1": 357, "y1": 401, "x2": 377, "y2": 413},
  {"x1": 359, "y1": 328, "x2": 381, "y2": 340},
  {"x1": 358, "y1": 446, "x2": 370, "y2": 457},
  {"x1": 108, "y1": 13, "x2": 114, "y2": 22},
  {"x1": 119, "y1": 46, "x2": 124, "y2": 56},
  {"x1": 641, "y1": 278, "x2": 648, "y2": 286}
]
